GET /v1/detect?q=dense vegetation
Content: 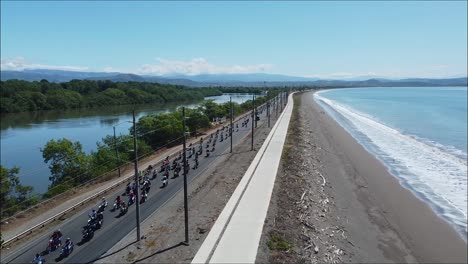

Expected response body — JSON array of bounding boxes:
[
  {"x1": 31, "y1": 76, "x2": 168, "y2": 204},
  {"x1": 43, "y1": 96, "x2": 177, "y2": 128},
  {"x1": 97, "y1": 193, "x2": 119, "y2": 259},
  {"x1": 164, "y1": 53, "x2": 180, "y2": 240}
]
[
  {"x1": 0, "y1": 79, "x2": 222, "y2": 113},
  {"x1": 0, "y1": 166, "x2": 38, "y2": 218}
]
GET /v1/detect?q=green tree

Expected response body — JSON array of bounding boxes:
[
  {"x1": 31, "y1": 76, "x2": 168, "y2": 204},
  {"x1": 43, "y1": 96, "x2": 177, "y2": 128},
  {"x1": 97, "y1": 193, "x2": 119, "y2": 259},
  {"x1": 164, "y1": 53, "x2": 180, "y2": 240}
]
[
  {"x1": 41, "y1": 138, "x2": 90, "y2": 187},
  {"x1": 90, "y1": 135, "x2": 152, "y2": 177},
  {"x1": 184, "y1": 108, "x2": 211, "y2": 136},
  {"x1": 134, "y1": 112, "x2": 183, "y2": 148},
  {"x1": 0, "y1": 166, "x2": 37, "y2": 217},
  {"x1": 198, "y1": 100, "x2": 225, "y2": 120},
  {"x1": 46, "y1": 89, "x2": 83, "y2": 109}
]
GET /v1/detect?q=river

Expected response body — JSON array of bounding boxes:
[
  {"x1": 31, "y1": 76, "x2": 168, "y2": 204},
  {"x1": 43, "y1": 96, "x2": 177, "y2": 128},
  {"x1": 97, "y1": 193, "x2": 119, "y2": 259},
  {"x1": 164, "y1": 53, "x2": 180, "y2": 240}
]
[{"x1": 1, "y1": 93, "x2": 260, "y2": 194}]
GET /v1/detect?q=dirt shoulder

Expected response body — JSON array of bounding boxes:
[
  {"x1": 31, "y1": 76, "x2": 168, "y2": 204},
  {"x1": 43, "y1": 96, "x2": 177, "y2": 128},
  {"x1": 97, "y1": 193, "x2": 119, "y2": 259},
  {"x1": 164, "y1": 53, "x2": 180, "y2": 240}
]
[
  {"x1": 96, "y1": 106, "x2": 280, "y2": 263},
  {"x1": 257, "y1": 91, "x2": 467, "y2": 263}
]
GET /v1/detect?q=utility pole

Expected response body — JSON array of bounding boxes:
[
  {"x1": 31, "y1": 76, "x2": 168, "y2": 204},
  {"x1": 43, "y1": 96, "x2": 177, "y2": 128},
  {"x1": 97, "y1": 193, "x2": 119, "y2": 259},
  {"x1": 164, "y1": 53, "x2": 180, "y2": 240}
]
[
  {"x1": 280, "y1": 92, "x2": 283, "y2": 112},
  {"x1": 230, "y1": 96, "x2": 233, "y2": 153},
  {"x1": 267, "y1": 100, "x2": 270, "y2": 128},
  {"x1": 251, "y1": 94, "x2": 254, "y2": 151},
  {"x1": 276, "y1": 95, "x2": 278, "y2": 117},
  {"x1": 113, "y1": 126, "x2": 121, "y2": 178},
  {"x1": 182, "y1": 107, "x2": 189, "y2": 245},
  {"x1": 132, "y1": 110, "x2": 141, "y2": 241},
  {"x1": 254, "y1": 93, "x2": 258, "y2": 128}
]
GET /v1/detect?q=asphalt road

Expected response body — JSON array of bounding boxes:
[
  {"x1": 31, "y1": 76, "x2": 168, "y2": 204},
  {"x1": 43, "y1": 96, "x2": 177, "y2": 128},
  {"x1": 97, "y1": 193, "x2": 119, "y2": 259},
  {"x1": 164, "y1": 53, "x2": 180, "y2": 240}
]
[{"x1": 3, "y1": 101, "x2": 278, "y2": 264}]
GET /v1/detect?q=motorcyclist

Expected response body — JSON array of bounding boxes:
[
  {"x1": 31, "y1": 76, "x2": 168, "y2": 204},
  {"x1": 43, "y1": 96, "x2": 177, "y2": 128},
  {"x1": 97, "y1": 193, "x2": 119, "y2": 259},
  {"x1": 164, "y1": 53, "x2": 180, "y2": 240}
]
[
  {"x1": 89, "y1": 209, "x2": 97, "y2": 220},
  {"x1": 33, "y1": 253, "x2": 43, "y2": 264},
  {"x1": 51, "y1": 229, "x2": 62, "y2": 245},
  {"x1": 162, "y1": 175, "x2": 168, "y2": 187},
  {"x1": 129, "y1": 191, "x2": 135, "y2": 204},
  {"x1": 116, "y1": 195, "x2": 122, "y2": 206},
  {"x1": 120, "y1": 203, "x2": 128, "y2": 215},
  {"x1": 145, "y1": 180, "x2": 151, "y2": 192},
  {"x1": 63, "y1": 237, "x2": 73, "y2": 252},
  {"x1": 101, "y1": 197, "x2": 107, "y2": 207},
  {"x1": 140, "y1": 190, "x2": 148, "y2": 203}
]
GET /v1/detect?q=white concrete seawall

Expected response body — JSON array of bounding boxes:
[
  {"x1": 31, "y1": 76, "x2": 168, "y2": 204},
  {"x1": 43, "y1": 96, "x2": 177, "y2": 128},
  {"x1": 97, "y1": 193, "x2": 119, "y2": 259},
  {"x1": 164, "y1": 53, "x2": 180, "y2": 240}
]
[{"x1": 192, "y1": 93, "x2": 294, "y2": 263}]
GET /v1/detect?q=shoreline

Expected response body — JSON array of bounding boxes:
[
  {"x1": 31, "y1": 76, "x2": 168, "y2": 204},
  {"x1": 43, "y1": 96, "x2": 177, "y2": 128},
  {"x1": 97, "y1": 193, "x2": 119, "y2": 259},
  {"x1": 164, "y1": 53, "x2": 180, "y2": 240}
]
[
  {"x1": 314, "y1": 88, "x2": 467, "y2": 241},
  {"x1": 258, "y1": 91, "x2": 467, "y2": 263},
  {"x1": 310, "y1": 91, "x2": 467, "y2": 262}
]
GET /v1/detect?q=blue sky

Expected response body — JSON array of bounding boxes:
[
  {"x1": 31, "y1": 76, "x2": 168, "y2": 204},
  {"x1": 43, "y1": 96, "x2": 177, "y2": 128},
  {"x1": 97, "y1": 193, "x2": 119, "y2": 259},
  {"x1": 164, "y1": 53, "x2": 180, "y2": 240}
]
[{"x1": 1, "y1": 1, "x2": 467, "y2": 78}]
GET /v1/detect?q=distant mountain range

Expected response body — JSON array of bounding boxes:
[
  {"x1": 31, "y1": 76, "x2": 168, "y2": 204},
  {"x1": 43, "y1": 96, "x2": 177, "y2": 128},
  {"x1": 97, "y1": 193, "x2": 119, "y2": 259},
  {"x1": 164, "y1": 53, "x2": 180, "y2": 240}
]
[{"x1": 1, "y1": 69, "x2": 466, "y2": 87}]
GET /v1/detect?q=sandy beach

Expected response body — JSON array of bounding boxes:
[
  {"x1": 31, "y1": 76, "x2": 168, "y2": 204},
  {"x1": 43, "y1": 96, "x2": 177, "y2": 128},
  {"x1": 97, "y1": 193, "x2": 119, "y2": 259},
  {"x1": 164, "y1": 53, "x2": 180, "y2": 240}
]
[{"x1": 257, "y1": 91, "x2": 467, "y2": 263}]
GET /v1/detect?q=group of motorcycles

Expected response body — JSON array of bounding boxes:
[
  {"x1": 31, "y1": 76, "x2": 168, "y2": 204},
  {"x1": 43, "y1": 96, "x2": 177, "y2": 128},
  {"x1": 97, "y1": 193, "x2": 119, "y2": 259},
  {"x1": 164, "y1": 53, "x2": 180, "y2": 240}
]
[
  {"x1": 82, "y1": 198, "x2": 107, "y2": 243},
  {"x1": 35, "y1": 230, "x2": 74, "y2": 263},
  {"x1": 32, "y1": 112, "x2": 267, "y2": 264}
]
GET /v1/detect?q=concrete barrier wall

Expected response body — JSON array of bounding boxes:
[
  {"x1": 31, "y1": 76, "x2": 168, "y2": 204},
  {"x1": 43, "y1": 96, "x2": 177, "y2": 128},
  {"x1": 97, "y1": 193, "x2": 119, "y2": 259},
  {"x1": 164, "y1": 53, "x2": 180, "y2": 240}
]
[{"x1": 193, "y1": 93, "x2": 294, "y2": 263}]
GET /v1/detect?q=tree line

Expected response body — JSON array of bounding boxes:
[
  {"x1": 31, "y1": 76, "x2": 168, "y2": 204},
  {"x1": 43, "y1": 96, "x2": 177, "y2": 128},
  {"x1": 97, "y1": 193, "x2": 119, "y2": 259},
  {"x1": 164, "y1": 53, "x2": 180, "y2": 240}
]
[{"x1": 0, "y1": 79, "x2": 223, "y2": 113}]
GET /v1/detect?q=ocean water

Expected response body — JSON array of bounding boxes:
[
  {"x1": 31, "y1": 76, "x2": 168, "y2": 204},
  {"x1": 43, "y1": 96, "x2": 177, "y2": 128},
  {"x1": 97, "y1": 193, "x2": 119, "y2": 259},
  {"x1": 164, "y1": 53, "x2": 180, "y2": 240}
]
[{"x1": 314, "y1": 87, "x2": 467, "y2": 238}]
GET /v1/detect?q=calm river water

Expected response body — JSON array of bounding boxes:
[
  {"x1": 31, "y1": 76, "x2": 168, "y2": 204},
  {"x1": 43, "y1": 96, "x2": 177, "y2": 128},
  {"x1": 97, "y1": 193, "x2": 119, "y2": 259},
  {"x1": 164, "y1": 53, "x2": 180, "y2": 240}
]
[{"x1": 1, "y1": 93, "x2": 259, "y2": 193}]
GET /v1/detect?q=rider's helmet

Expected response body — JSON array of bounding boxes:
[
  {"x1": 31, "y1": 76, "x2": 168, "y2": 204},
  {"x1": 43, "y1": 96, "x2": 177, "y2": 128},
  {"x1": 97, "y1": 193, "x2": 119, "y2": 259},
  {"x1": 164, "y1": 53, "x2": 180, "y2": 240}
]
[
  {"x1": 36, "y1": 253, "x2": 40, "y2": 258},
  {"x1": 66, "y1": 238, "x2": 70, "y2": 243}
]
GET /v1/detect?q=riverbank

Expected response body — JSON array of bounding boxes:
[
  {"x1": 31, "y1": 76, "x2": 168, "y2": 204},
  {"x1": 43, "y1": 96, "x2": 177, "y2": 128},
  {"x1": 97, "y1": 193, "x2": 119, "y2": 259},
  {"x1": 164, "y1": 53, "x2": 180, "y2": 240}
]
[{"x1": 257, "y1": 91, "x2": 467, "y2": 263}]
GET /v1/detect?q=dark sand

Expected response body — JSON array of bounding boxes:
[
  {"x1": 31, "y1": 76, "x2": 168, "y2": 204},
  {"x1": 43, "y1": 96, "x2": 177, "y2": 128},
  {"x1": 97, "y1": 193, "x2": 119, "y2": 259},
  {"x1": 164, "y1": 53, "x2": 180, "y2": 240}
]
[{"x1": 258, "y1": 91, "x2": 467, "y2": 263}]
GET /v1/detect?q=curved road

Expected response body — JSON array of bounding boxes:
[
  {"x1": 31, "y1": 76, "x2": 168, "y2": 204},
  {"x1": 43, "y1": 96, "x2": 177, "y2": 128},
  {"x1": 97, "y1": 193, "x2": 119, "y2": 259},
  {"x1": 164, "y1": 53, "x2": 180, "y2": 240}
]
[{"x1": 3, "y1": 100, "x2": 279, "y2": 264}]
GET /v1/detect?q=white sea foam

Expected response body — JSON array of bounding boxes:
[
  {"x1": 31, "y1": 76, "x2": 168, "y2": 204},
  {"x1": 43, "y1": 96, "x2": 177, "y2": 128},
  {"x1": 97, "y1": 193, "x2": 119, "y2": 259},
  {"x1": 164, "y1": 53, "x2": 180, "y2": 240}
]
[{"x1": 314, "y1": 92, "x2": 468, "y2": 236}]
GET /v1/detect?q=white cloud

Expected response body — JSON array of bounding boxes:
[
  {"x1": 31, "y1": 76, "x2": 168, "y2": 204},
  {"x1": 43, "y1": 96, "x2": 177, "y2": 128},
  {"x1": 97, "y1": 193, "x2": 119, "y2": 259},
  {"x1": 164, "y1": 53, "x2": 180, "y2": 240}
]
[
  {"x1": 1, "y1": 57, "x2": 89, "y2": 72},
  {"x1": 304, "y1": 71, "x2": 380, "y2": 80},
  {"x1": 137, "y1": 57, "x2": 274, "y2": 76},
  {"x1": 102, "y1": 67, "x2": 120, "y2": 73}
]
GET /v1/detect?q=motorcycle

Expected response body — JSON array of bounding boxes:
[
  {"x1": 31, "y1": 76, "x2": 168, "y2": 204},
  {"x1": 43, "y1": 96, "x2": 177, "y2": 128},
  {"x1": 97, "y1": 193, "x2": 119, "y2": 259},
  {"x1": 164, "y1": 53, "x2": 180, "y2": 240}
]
[
  {"x1": 161, "y1": 177, "x2": 168, "y2": 188},
  {"x1": 128, "y1": 195, "x2": 135, "y2": 206},
  {"x1": 88, "y1": 214, "x2": 103, "y2": 229},
  {"x1": 32, "y1": 256, "x2": 45, "y2": 264},
  {"x1": 119, "y1": 205, "x2": 128, "y2": 216},
  {"x1": 96, "y1": 213, "x2": 104, "y2": 228},
  {"x1": 59, "y1": 242, "x2": 74, "y2": 258},
  {"x1": 140, "y1": 192, "x2": 148, "y2": 204},
  {"x1": 46, "y1": 237, "x2": 61, "y2": 253},
  {"x1": 97, "y1": 203, "x2": 106, "y2": 213},
  {"x1": 82, "y1": 226, "x2": 94, "y2": 242},
  {"x1": 113, "y1": 201, "x2": 121, "y2": 211}
]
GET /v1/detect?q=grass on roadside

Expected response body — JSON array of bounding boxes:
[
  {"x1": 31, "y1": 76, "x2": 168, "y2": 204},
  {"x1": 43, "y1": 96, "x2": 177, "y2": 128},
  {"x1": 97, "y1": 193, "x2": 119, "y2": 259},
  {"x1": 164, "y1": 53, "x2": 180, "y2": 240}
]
[
  {"x1": 267, "y1": 233, "x2": 292, "y2": 251},
  {"x1": 280, "y1": 93, "x2": 300, "y2": 162}
]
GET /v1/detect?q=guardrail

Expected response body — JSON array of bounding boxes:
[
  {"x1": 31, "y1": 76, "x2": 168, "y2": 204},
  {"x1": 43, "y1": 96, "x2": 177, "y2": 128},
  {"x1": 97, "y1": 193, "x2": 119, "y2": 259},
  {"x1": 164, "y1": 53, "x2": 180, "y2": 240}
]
[{"x1": 1, "y1": 97, "x2": 276, "y2": 248}]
